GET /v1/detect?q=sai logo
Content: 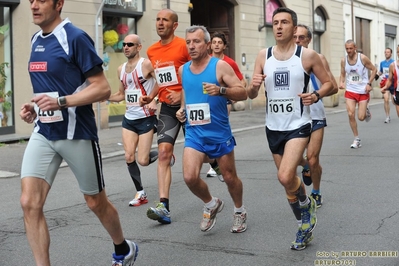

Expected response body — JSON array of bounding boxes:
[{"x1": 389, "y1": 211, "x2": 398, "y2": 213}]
[{"x1": 274, "y1": 71, "x2": 289, "y2": 87}]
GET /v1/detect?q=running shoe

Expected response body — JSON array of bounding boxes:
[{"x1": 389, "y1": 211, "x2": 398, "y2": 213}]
[
  {"x1": 290, "y1": 229, "x2": 314, "y2": 251},
  {"x1": 300, "y1": 197, "x2": 317, "y2": 234},
  {"x1": 350, "y1": 138, "x2": 361, "y2": 149},
  {"x1": 146, "y1": 202, "x2": 171, "y2": 224},
  {"x1": 230, "y1": 209, "x2": 247, "y2": 233},
  {"x1": 128, "y1": 192, "x2": 148, "y2": 207},
  {"x1": 365, "y1": 106, "x2": 371, "y2": 122},
  {"x1": 170, "y1": 154, "x2": 175, "y2": 167},
  {"x1": 384, "y1": 117, "x2": 391, "y2": 124},
  {"x1": 200, "y1": 198, "x2": 224, "y2": 232},
  {"x1": 206, "y1": 167, "x2": 217, "y2": 177},
  {"x1": 310, "y1": 193, "x2": 323, "y2": 208},
  {"x1": 112, "y1": 240, "x2": 138, "y2": 266},
  {"x1": 302, "y1": 168, "x2": 312, "y2": 186},
  {"x1": 212, "y1": 165, "x2": 224, "y2": 182}
]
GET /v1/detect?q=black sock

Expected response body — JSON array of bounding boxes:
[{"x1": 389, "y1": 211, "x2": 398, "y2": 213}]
[
  {"x1": 210, "y1": 159, "x2": 218, "y2": 169},
  {"x1": 160, "y1": 198, "x2": 169, "y2": 211},
  {"x1": 114, "y1": 239, "x2": 129, "y2": 256}
]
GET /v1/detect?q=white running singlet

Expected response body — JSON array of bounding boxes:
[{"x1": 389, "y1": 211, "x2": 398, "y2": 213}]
[
  {"x1": 345, "y1": 53, "x2": 368, "y2": 94},
  {"x1": 120, "y1": 58, "x2": 157, "y2": 120},
  {"x1": 263, "y1": 45, "x2": 311, "y2": 131}
]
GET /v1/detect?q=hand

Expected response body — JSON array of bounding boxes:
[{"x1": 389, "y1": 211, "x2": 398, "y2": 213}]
[
  {"x1": 166, "y1": 89, "x2": 181, "y2": 105},
  {"x1": 202, "y1": 82, "x2": 220, "y2": 96},
  {"x1": 32, "y1": 94, "x2": 59, "y2": 111},
  {"x1": 380, "y1": 87, "x2": 387, "y2": 94},
  {"x1": 20, "y1": 103, "x2": 36, "y2": 124},
  {"x1": 299, "y1": 92, "x2": 315, "y2": 106},
  {"x1": 176, "y1": 108, "x2": 186, "y2": 123},
  {"x1": 251, "y1": 74, "x2": 266, "y2": 87},
  {"x1": 339, "y1": 82, "x2": 345, "y2": 90},
  {"x1": 145, "y1": 100, "x2": 158, "y2": 113},
  {"x1": 139, "y1": 95, "x2": 153, "y2": 107}
]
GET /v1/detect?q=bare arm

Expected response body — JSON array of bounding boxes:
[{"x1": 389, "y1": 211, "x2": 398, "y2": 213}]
[
  {"x1": 339, "y1": 57, "x2": 346, "y2": 90},
  {"x1": 108, "y1": 64, "x2": 125, "y2": 102},
  {"x1": 361, "y1": 54, "x2": 377, "y2": 85},
  {"x1": 247, "y1": 49, "x2": 266, "y2": 99},
  {"x1": 216, "y1": 60, "x2": 247, "y2": 101},
  {"x1": 176, "y1": 66, "x2": 186, "y2": 123},
  {"x1": 31, "y1": 70, "x2": 111, "y2": 111},
  {"x1": 320, "y1": 54, "x2": 338, "y2": 96},
  {"x1": 139, "y1": 59, "x2": 159, "y2": 106}
]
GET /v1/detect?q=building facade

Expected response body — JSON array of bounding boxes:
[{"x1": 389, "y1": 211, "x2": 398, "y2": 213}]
[{"x1": 1, "y1": 0, "x2": 398, "y2": 138}]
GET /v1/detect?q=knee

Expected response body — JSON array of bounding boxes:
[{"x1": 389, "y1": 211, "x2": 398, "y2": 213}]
[
  {"x1": 124, "y1": 152, "x2": 135, "y2": 163},
  {"x1": 85, "y1": 194, "x2": 102, "y2": 213},
  {"x1": 158, "y1": 146, "x2": 172, "y2": 162},
  {"x1": 20, "y1": 193, "x2": 44, "y2": 214},
  {"x1": 137, "y1": 156, "x2": 148, "y2": 166},
  {"x1": 307, "y1": 155, "x2": 319, "y2": 169}
]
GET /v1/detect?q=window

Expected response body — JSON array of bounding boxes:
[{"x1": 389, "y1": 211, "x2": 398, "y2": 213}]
[
  {"x1": 0, "y1": 6, "x2": 12, "y2": 130},
  {"x1": 313, "y1": 7, "x2": 326, "y2": 54},
  {"x1": 385, "y1": 24, "x2": 397, "y2": 56}
]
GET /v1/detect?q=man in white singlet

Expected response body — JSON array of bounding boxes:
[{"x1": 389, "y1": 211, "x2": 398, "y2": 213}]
[
  {"x1": 108, "y1": 34, "x2": 159, "y2": 207},
  {"x1": 339, "y1": 40, "x2": 377, "y2": 149},
  {"x1": 247, "y1": 7, "x2": 334, "y2": 251},
  {"x1": 294, "y1": 24, "x2": 338, "y2": 208}
]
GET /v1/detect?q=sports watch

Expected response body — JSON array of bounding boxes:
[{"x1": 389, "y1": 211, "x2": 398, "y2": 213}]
[
  {"x1": 311, "y1": 91, "x2": 320, "y2": 103},
  {"x1": 57, "y1": 96, "x2": 67, "y2": 109},
  {"x1": 219, "y1": 86, "x2": 227, "y2": 95}
]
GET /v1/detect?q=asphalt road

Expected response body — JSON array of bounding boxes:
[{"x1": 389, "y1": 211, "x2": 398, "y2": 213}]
[{"x1": 1, "y1": 99, "x2": 398, "y2": 266}]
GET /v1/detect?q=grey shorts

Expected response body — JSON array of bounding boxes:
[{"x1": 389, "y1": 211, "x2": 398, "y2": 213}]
[{"x1": 21, "y1": 132, "x2": 105, "y2": 195}]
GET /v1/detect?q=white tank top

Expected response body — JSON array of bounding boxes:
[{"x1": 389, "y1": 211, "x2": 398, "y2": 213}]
[
  {"x1": 263, "y1": 45, "x2": 311, "y2": 131},
  {"x1": 309, "y1": 74, "x2": 326, "y2": 120},
  {"x1": 120, "y1": 58, "x2": 157, "y2": 120},
  {"x1": 345, "y1": 53, "x2": 368, "y2": 94}
]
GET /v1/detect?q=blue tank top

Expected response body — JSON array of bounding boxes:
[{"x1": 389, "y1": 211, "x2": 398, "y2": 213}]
[{"x1": 182, "y1": 57, "x2": 232, "y2": 144}]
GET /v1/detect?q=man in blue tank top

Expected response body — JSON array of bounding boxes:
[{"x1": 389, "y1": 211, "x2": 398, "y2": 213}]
[{"x1": 176, "y1": 25, "x2": 248, "y2": 233}]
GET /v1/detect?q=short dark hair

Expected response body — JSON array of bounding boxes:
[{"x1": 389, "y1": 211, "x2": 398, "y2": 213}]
[
  {"x1": 297, "y1": 24, "x2": 312, "y2": 39},
  {"x1": 386, "y1": 48, "x2": 392, "y2": 53},
  {"x1": 211, "y1": 32, "x2": 227, "y2": 45},
  {"x1": 272, "y1": 7, "x2": 298, "y2": 26}
]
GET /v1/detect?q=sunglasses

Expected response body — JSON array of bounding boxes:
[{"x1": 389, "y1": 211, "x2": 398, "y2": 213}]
[{"x1": 122, "y1": 42, "x2": 139, "y2": 47}]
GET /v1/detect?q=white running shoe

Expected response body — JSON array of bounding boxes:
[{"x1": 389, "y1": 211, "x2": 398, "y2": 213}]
[
  {"x1": 111, "y1": 240, "x2": 138, "y2": 266},
  {"x1": 350, "y1": 138, "x2": 361, "y2": 149},
  {"x1": 129, "y1": 191, "x2": 148, "y2": 207},
  {"x1": 384, "y1": 117, "x2": 391, "y2": 124},
  {"x1": 206, "y1": 167, "x2": 217, "y2": 177}
]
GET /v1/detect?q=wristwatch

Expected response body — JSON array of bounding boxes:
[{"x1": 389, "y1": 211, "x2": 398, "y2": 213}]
[
  {"x1": 219, "y1": 86, "x2": 227, "y2": 95},
  {"x1": 311, "y1": 91, "x2": 320, "y2": 103},
  {"x1": 57, "y1": 96, "x2": 67, "y2": 109},
  {"x1": 367, "y1": 82, "x2": 372, "y2": 86}
]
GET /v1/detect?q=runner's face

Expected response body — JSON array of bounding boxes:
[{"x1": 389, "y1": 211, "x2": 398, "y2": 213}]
[
  {"x1": 186, "y1": 30, "x2": 209, "y2": 60},
  {"x1": 345, "y1": 43, "x2": 356, "y2": 57},
  {"x1": 211, "y1": 37, "x2": 226, "y2": 54},
  {"x1": 123, "y1": 36, "x2": 141, "y2": 59},
  {"x1": 272, "y1": 12, "x2": 295, "y2": 42},
  {"x1": 293, "y1": 27, "x2": 310, "y2": 48},
  {"x1": 30, "y1": 0, "x2": 62, "y2": 32},
  {"x1": 385, "y1": 49, "x2": 392, "y2": 60},
  {"x1": 156, "y1": 10, "x2": 177, "y2": 39}
]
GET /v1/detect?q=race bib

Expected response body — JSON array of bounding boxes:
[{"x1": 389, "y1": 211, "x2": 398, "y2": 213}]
[
  {"x1": 349, "y1": 72, "x2": 362, "y2": 84},
  {"x1": 186, "y1": 103, "x2": 211, "y2": 125},
  {"x1": 34, "y1": 92, "x2": 64, "y2": 123},
  {"x1": 125, "y1": 88, "x2": 142, "y2": 107},
  {"x1": 268, "y1": 97, "x2": 295, "y2": 114},
  {"x1": 154, "y1": 62, "x2": 178, "y2": 87}
]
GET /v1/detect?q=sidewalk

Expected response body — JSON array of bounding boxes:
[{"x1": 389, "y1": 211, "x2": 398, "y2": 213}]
[{"x1": 0, "y1": 96, "x2": 384, "y2": 178}]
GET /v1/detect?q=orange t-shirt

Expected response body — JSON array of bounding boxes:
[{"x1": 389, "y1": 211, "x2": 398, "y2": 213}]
[{"x1": 147, "y1": 36, "x2": 190, "y2": 104}]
